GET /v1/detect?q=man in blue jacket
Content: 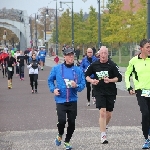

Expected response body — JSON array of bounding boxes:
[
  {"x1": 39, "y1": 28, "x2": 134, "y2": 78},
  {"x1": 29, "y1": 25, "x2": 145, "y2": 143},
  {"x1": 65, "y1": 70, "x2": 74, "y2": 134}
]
[
  {"x1": 38, "y1": 48, "x2": 46, "y2": 70},
  {"x1": 48, "y1": 48, "x2": 85, "y2": 150},
  {"x1": 80, "y1": 48, "x2": 98, "y2": 106}
]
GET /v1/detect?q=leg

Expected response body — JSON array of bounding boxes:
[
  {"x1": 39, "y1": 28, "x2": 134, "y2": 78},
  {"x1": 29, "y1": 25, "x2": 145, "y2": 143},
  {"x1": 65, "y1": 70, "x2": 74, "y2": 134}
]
[
  {"x1": 86, "y1": 81, "x2": 91, "y2": 104},
  {"x1": 34, "y1": 74, "x2": 38, "y2": 92},
  {"x1": 95, "y1": 95, "x2": 108, "y2": 144},
  {"x1": 56, "y1": 103, "x2": 67, "y2": 136},
  {"x1": 21, "y1": 66, "x2": 24, "y2": 79},
  {"x1": 19, "y1": 66, "x2": 21, "y2": 79},
  {"x1": 7, "y1": 70, "x2": 11, "y2": 89},
  {"x1": 40, "y1": 60, "x2": 43, "y2": 70},
  {"x1": 136, "y1": 91, "x2": 149, "y2": 140},
  {"x1": 106, "y1": 111, "x2": 112, "y2": 125},
  {"x1": 99, "y1": 108, "x2": 107, "y2": 133},
  {"x1": 30, "y1": 74, "x2": 34, "y2": 91},
  {"x1": 106, "y1": 95, "x2": 116, "y2": 125},
  {"x1": 2, "y1": 65, "x2": 4, "y2": 77},
  {"x1": 65, "y1": 102, "x2": 77, "y2": 143}
]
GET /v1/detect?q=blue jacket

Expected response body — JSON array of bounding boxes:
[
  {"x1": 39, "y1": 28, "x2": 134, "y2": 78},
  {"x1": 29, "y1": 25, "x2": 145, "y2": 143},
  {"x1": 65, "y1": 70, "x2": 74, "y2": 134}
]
[
  {"x1": 48, "y1": 64, "x2": 85, "y2": 103},
  {"x1": 38, "y1": 50, "x2": 46, "y2": 60},
  {"x1": 80, "y1": 56, "x2": 98, "y2": 78}
]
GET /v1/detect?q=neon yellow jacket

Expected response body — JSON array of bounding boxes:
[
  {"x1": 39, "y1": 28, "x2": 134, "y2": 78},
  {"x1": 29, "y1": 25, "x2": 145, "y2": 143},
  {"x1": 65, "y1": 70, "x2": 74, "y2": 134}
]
[{"x1": 125, "y1": 55, "x2": 150, "y2": 90}]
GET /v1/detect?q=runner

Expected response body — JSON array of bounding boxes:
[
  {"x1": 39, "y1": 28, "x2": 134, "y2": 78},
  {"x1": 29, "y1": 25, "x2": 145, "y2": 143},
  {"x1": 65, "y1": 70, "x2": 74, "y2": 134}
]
[
  {"x1": 38, "y1": 48, "x2": 46, "y2": 70},
  {"x1": 17, "y1": 51, "x2": 25, "y2": 80},
  {"x1": 80, "y1": 48, "x2": 98, "y2": 106},
  {"x1": 125, "y1": 39, "x2": 150, "y2": 149},
  {"x1": 0, "y1": 50, "x2": 8, "y2": 78},
  {"x1": 48, "y1": 48, "x2": 85, "y2": 150},
  {"x1": 27, "y1": 53, "x2": 40, "y2": 93},
  {"x1": 14, "y1": 50, "x2": 20, "y2": 76},
  {"x1": 85, "y1": 46, "x2": 122, "y2": 144},
  {"x1": 4, "y1": 52, "x2": 16, "y2": 89}
]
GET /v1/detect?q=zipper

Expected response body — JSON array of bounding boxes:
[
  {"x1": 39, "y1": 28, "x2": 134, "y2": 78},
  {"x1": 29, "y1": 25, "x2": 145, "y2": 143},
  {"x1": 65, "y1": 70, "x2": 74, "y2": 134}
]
[{"x1": 66, "y1": 88, "x2": 69, "y2": 102}]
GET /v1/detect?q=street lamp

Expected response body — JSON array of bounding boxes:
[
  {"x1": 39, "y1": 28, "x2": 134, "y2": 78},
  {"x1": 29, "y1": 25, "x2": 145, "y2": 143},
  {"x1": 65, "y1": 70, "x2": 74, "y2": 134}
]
[
  {"x1": 36, "y1": 9, "x2": 49, "y2": 46},
  {"x1": 29, "y1": 17, "x2": 33, "y2": 48},
  {"x1": 148, "y1": 0, "x2": 150, "y2": 39},
  {"x1": 48, "y1": 0, "x2": 59, "y2": 55},
  {"x1": 97, "y1": 0, "x2": 101, "y2": 48},
  {"x1": 35, "y1": 13, "x2": 38, "y2": 48},
  {"x1": 59, "y1": 0, "x2": 74, "y2": 48}
]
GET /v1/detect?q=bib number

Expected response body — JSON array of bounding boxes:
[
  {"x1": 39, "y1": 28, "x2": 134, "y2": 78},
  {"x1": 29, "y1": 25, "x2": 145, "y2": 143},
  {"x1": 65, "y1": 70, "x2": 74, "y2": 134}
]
[
  {"x1": 64, "y1": 79, "x2": 74, "y2": 88},
  {"x1": 141, "y1": 89, "x2": 150, "y2": 97},
  {"x1": 8, "y1": 67, "x2": 12, "y2": 71}
]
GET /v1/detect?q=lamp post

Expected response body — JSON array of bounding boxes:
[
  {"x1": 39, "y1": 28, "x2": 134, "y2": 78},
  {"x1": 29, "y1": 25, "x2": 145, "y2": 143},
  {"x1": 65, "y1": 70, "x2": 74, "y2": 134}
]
[
  {"x1": 29, "y1": 17, "x2": 33, "y2": 48},
  {"x1": 59, "y1": 0, "x2": 74, "y2": 48},
  {"x1": 98, "y1": 0, "x2": 101, "y2": 48},
  {"x1": 36, "y1": 9, "x2": 49, "y2": 48},
  {"x1": 148, "y1": 0, "x2": 150, "y2": 39},
  {"x1": 56, "y1": 0, "x2": 58, "y2": 55},
  {"x1": 35, "y1": 13, "x2": 38, "y2": 48}
]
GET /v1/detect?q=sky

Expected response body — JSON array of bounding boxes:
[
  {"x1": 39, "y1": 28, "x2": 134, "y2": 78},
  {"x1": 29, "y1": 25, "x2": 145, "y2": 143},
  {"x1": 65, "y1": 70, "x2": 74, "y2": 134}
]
[{"x1": 0, "y1": 0, "x2": 107, "y2": 16}]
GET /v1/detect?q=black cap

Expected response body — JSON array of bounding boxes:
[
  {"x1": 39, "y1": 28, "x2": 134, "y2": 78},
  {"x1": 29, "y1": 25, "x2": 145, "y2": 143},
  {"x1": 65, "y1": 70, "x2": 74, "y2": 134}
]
[{"x1": 63, "y1": 48, "x2": 74, "y2": 55}]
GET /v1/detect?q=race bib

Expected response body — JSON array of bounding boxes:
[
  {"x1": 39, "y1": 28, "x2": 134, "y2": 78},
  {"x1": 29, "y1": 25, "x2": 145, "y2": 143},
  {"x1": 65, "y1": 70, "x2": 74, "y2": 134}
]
[
  {"x1": 8, "y1": 67, "x2": 12, "y2": 71},
  {"x1": 64, "y1": 79, "x2": 74, "y2": 88},
  {"x1": 96, "y1": 71, "x2": 109, "y2": 80},
  {"x1": 141, "y1": 89, "x2": 150, "y2": 97}
]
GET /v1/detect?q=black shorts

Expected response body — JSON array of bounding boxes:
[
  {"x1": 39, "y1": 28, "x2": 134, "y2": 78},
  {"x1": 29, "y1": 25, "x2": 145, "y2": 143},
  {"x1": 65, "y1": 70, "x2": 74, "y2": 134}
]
[
  {"x1": 95, "y1": 95, "x2": 116, "y2": 112},
  {"x1": 7, "y1": 70, "x2": 14, "y2": 80},
  {"x1": 56, "y1": 102, "x2": 77, "y2": 123}
]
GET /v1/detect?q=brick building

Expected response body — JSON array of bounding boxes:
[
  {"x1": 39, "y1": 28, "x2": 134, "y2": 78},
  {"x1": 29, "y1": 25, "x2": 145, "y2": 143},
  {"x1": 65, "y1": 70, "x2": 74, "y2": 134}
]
[{"x1": 122, "y1": 0, "x2": 141, "y2": 12}]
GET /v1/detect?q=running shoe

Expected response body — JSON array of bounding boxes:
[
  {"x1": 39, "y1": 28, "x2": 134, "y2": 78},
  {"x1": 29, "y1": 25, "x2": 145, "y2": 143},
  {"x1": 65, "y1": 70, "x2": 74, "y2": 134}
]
[
  {"x1": 101, "y1": 135, "x2": 108, "y2": 144},
  {"x1": 55, "y1": 134, "x2": 62, "y2": 146},
  {"x1": 142, "y1": 139, "x2": 150, "y2": 149},
  {"x1": 87, "y1": 102, "x2": 90, "y2": 106},
  {"x1": 64, "y1": 142, "x2": 72, "y2": 150}
]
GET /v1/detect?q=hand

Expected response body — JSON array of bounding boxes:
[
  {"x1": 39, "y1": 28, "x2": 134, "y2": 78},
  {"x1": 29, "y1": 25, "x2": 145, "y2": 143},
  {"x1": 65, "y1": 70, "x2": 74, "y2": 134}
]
[
  {"x1": 104, "y1": 77, "x2": 110, "y2": 83},
  {"x1": 12, "y1": 64, "x2": 15, "y2": 66},
  {"x1": 54, "y1": 89, "x2": 60, "y2": 96},
  {"x1": 91, "y1": 79, "x2": 99, "y2": 85},
  {"x1": 71, "y1": 81, "x2": 77, "y2": 88},
  {"x1": 38, "y1": 64, "x2": 40, "y2": 67},
  {"x1": 129, "y1": 89, "x2": 135, "y2": 95},
  {"x1": 31, "y1": 63, "x2": 33, "y2": 65}
]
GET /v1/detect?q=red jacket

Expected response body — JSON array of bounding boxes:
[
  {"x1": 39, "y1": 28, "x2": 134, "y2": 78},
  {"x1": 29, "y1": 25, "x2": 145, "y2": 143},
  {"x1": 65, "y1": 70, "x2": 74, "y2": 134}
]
[{"x1": 54, "y1": 56, "x2": 59, "y2": 62}]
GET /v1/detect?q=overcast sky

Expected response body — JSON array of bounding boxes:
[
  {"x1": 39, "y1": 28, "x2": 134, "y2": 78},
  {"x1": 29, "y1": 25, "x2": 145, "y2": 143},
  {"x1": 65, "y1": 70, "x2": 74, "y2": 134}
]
[{"x1": 0, "y1": 0, "x2": 107, "y2": 16}]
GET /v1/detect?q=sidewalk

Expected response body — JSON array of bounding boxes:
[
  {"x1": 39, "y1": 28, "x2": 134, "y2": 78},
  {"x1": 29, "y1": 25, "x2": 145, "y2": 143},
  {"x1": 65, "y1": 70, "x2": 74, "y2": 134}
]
[{"x1": 0, "y1": 126, "x2": 144, "y2": 150}]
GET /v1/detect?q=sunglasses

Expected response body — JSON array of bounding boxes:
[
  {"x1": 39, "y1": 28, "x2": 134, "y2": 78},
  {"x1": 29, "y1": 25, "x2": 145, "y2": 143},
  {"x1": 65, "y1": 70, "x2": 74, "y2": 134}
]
[{"x1": 87, "y1": 52, "x2": 92, "y2": 53}]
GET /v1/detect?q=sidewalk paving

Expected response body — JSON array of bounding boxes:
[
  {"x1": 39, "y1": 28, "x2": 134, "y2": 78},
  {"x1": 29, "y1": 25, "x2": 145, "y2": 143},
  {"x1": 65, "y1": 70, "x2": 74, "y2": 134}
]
[{"x1": 0, "y1": 126, "x2": 144, "y2": 150}]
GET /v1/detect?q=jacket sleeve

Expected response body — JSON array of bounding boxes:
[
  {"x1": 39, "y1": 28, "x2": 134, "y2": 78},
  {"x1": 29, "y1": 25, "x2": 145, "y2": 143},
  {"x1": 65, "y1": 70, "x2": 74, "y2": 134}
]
[
  {"x1": 112, "y1": 64, "x2": 122, "y2": 82},
  {"x1": 80, "y1": 58, "x2": 85, "y2": 72},
  {"x1": 125, "y1": 59, "x2": 134, "y2": 90},
  {"x1": 76, "y1": 68, "x2": 86, "y2": 92},
  {"x1": 48, "y1": 66, "x2": 56, "y2": 93},
  {"x1": 85, "y1": 64, "x2": 94, "y2": 78}
]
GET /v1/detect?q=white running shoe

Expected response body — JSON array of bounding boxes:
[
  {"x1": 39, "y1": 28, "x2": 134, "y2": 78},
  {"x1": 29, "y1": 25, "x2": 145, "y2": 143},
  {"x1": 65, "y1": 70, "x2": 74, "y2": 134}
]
[
  {"x1": 92, "y1": 97, "x2": 96, "y2": 104},
  {"x1": 101, "y1": 135, "x2": 108, "y2": 144},
  {"x1": 87, "y1": 102, "x2": 90, "y2": 106}
]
